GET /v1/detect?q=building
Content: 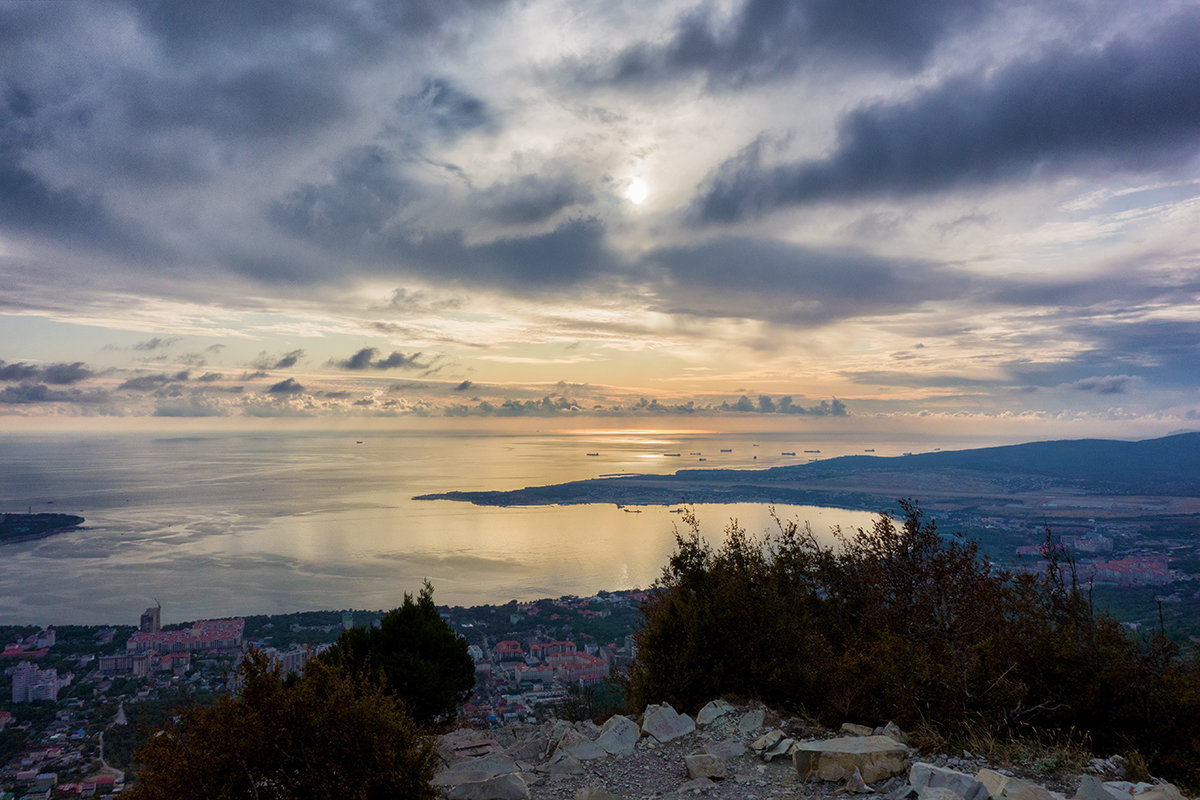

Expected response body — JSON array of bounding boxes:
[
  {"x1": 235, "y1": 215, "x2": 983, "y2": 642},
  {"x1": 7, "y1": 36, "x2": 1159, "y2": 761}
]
[
  {"x1": 10, "y1": 662, "x2": 60, "y2": 702},
  {"x1": 126, "y1": 617, "x2": 244, "y2": 654},
  {"x1": 140, "y1": 603, "x2": 162, "y2": 633},
  {"x1": 98, "y1": 653, "x2": 151, "y2": 678}
]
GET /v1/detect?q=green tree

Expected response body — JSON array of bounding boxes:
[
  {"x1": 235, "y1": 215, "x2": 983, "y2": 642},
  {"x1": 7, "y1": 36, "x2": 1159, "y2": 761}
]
[
  {"x1": 321, "y1": 581, "x2": 474, "y2": 725},
  {"x1": 125, "y1": 650, "x2": 437, "y2": 800}
]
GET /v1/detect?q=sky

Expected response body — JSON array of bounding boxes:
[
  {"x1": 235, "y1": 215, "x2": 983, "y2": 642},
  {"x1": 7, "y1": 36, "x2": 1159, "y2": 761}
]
[{"x1": 1, "y1": 0, "x2": 1199, "y2": 437}]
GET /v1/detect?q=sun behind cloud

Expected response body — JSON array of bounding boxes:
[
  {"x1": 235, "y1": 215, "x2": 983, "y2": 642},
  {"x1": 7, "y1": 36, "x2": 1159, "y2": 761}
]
[{"x1": 626, "y1": 178, "x2": 648, "y2": 205}]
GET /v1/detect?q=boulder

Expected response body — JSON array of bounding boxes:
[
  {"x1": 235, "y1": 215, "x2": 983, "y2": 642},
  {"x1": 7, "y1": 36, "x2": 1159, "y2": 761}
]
[
  {"x1": 842, "y1": 723, "x2": 875, "y2": 737},
  {"x1": 697, "y1": 699, "x2": 736, "y2": 725},
  {"x1": 555, "y1": 728, "x2": 606, "y2": 761},
  {"x1": 685, "y1": 753, "x2": 729, "y2": 780},
  {"x1": 844, "y1": 766, "x2": 873, "y2": 794},
  {"x1": 882, "y1": 721, "x2": 910, "y2": 745},
  {"x1": 433, "y1": 756, "x2": 521, "y2": 788},
  {"x1": 762, "y1": 737, "x2": 796, "y2": 763},
  {"x1": 910, "y1": 763, "x2": 989, "y2": 800},
  {"x1": 641, "y1": 702, "x2": 696, "y2": 742},
  {"x1": 1102, "y1": 782, "x2": 1187, "y2": 800},
  {"x1": 703, "y1": 739, "x2": 748, "y2": 760},
  {"x1": 978, "y1": 769, "x2": 1055, "y2": 800},
  {"x1": 1074, "y1": 776, "x2": 1121, "y2": 800},
  {"x1": 751, "y1": 730, "x2": 784, "y2": 753},
  {"x1": 595, "y1": 715, "x2": 640, "y2": 756},
  {"x1": 793, "y1": 736, "x2": 909, "y2": 783},
  {"x1": 445, "y1": 772, "x2": 530, "y2": 800},
  {"x1": 546, "y1": 751, "x2": 584, "y2": 777},
  {"x1": 736, "y1": 709, "x2": 765, "y2": 732}
]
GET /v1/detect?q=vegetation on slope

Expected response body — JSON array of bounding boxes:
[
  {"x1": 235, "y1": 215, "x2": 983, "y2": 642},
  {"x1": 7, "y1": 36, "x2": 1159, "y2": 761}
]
[{"x1": 630, "y1": 501, "x2": 1200, "y2": 788}]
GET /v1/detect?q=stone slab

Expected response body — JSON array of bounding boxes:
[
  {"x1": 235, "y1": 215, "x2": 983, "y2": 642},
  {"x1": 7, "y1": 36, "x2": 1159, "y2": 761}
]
[{"x1": 793, "y1": 735, "x2": 908, "y2": 783}]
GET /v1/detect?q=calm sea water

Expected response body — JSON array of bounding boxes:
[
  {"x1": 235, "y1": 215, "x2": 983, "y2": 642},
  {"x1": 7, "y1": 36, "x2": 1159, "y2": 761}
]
[{"x1": 0, "y1": 423, "x2": 996, "y2": 624}]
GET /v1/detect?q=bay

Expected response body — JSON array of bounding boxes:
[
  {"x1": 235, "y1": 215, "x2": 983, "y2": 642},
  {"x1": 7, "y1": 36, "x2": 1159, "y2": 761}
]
[{"x1": 0, "y1": 422, "x2": 992, "y2": 624}]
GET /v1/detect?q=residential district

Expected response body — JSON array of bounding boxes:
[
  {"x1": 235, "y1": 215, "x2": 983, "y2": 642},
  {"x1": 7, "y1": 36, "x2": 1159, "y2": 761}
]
[{"x1": 3, "y1": 519, "x2": 1199, "y2": 799}]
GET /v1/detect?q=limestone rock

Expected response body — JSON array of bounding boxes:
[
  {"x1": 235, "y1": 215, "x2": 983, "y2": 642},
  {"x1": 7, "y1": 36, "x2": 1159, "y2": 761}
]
[
  {"x1": 703, "y1": 738, "x2": 747, "y2": 761},
  {"x1": 595, "y1": 714, "x2": 640, "y2": 756},
  {"x1": 910, "y1": 763, "x2": 989, "y2": 800},
  {"x1": 556, "y1": 727, "x2": 606, "y2": 761},
  {"x1": 841, "y1": 766, "x2": 872, "y2": 794},
  {"x1": 433, "y1": 756, "x2": 521, "y2": 788},
  {"x1": 685, "y1": 753, "x2": 730, "y2": 780},
  {"x1": 641, "y1": 702, "x2": 696, "y2": 742},
  {"x1": 751, "y1": 730, "x2": 784, "y2": 753},
  {"x1": 762, "y1": 737, "x2": 796, "y2": 763},
  {"x1": 882, "y1": 721, "x2": 910, "y2": 745},
  {"x1": 546, "y1": 750, "x2": 584, "y2": 776},
  {"x1": 978, "y1": 768, "x2": 1054, "y2": 800},
  {"x1": 842, "y1": 723, "x2": 875, "y2": 737},
  {"x1": 737, "y1": 708, "x2": 766, "y2": 732},
  {"x1": 1102, "y1": 782, "x2": 1187, "y2": 800},
  {"x1": 696, "y1": 699, "x2": 736, "y2": 725},
  {"x1": 794, "y1": 736, "x2": 909, "y2": 783},
  {"x1": 445, "y1": 772, "x2": 530, "y2": 800},
  {"x1": 1074, "y1": 776, "x2": 1121, "y2": 800}
]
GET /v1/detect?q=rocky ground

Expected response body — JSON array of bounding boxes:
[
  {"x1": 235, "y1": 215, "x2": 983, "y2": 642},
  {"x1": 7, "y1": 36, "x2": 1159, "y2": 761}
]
[{"x1": 433, "y1": 701, "x2": 1193, "y2": 800}]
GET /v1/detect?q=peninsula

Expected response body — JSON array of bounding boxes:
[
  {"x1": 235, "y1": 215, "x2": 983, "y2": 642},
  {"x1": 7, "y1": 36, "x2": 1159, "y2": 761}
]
[
  {"x1": 416, "y1": 431, "x2": 1200, "y2": 525},
  {"x1": 0, "y1": 512, "x2": 85, "y2": 544}
]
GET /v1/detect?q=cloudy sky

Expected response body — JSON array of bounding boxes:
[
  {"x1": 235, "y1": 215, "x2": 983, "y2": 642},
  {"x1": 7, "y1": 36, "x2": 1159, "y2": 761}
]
[{"x1": 2, "y1": 0, "x2": 1199, "y2": 433}]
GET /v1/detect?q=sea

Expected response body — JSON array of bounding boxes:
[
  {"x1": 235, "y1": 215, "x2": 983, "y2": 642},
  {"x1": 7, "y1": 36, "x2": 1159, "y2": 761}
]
[{"x1": 0, "y1": 421, "x2": 1020, "y2": 625}]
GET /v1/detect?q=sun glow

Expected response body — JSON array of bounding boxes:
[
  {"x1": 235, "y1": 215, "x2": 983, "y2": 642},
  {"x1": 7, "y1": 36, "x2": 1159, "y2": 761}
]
[{"x1": 626, "y1": 178, "x2": 648, "y2": 205}]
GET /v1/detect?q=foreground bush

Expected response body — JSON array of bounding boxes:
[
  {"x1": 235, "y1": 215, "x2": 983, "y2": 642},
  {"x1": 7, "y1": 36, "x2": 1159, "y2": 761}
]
[
  {"x1": 320, "y1": 580, "x2": 475, "y2": 726},
  {"x1": 125, "y1": 650, "x2": 437, "y2": 800},
  {"x1": 630, "y1": 501, "x2": 1200, "y2": 788}
]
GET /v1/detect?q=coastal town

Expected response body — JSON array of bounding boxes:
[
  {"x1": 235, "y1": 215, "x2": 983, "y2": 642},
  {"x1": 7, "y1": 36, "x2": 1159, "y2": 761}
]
[{"x1": 2, "y1": 516, "x2": 1199, "y2": 798}]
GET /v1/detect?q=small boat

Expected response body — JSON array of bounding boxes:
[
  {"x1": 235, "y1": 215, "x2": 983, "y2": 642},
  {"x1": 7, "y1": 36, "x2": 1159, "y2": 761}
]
[
  {"x1": 356, "y1": 441, "x2": 364, "y2": 444},
  {"x1": 719, "y1": 448, "x2": 732, "y2": 453},
  {"x1": 903, "y1": 452, "x2": 914, "y2": 456},
  {"x1": 622, "y1": 507, "x2": 642, "y2": 513},
  {"x1": 698, "y1": 458, "x2": 706, "y2": 462},
  {"x1": 781, "y1": 451, "x2": 796, "y2": 456},
  {"x1": 663, "y1": 453, "x2": 681, "y2": 457},
  {"x1": 804, "y1": 449, "x2": 820, "y2": 453},
  {"x1": 689, "y1": 451, "x2": 701, "y2": 455},
  {"x1": 864, "y1": 448, "x2": 875, "y2": 453},
  {"x1": 586, "y1": 452, "x2": 599, "y2": 456}
]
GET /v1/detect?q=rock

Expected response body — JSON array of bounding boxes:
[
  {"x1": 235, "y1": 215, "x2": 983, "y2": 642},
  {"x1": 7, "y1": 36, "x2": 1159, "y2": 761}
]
[
  {"x1": 546, "y1": 751, "x2": 585, "y2": 777},
  {"x1": 978, "y1": 768, "x2": 1055, "y2": 800},
  {"x1": 696, "y1": 699, "x2": 736, "y2": 725},
  {"x1": 751, "y1": 730, "x2": 784, "y2": 753},
  {"x1": 439, "y1": 729, "x2": 507, "y2": 762},
  {"x1": 703, "y1": 739, "x2": 748, "y2": 760},
  {"x1": 794, "y1": 736, "x2": 909, "y2": 783},
  {"x1": 840, "y1": 766, "x2": 872, "y2": 794},
  {"x1": 883, "y1": 721, "x2": 910, "y2": 745},
  {"x1": 595, "y1": 714, "x2": 641, "y2": 756},
  {"x1": 1102, "y1": 782, "x2": 1187, "y2": 800},
  {"x1": 1087, "y1": 757, "x2": 1126, "y2": 779},
  {"x1": 576, "y1": 786, "x2": 623, "y2": 800},
  {"x1": 445, "y1": 772, "x2": 531, "y2": 800},
  {"x1": 678, "y1": 777, "x2": 717, "y2": 793},
  {"x1": 761, "y1": 735, "x2": 796, "y2": 763},
  {"x1": 736, "y1": 709, "x2": 766, "y2": 732},
  {"x1": 1074, "y1": 776, "x2": 1121, "y2": 800},
  {"x1": 685, "y1": 753, "x2": 729, "y2": 780},
  {"x1": 505, "y1": 732, "x2": 550, "y2": 763},
  {"x1": 641, "y1": 702, "x2": 697, "y2": 742},
  {"x1": 909, "y1": 763, "x2": 989, "y2": 800},
  {"x1": 577, "y1": 719, "x2": 604, "y2": 737},
  {"x1": 556, "y1": 727, "x2": 607, "y2": 760},
  {"x1": 842, "y1": 723, "x2": 875, "y2": 737},
  {"x1": 433, "y1": 756, "x2": 521, "y2": 787}
]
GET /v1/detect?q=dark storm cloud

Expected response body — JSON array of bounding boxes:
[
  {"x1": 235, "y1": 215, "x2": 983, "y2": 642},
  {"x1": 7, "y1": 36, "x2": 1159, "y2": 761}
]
[
  {"x1": 479, "y1": 174, "x2": 594, "y2": 225},
  {"x1": 696, "y1": 9, "x2": 1200, "y2": 221},
  {"x1": 0, "y1": 383, "x2": 109, "y2": 405},
  {"x1": 252, "y1": 350, "x2": 305, "y2": 370},
  {"x1": 265, "y1": 378, "x2": 305, "y2": 394},
  {"x1": 331, "y1": 348, "x2": 428, "y2": 371},
  {"x1": 644, "y1": 236, "x2": 959, "y2": 326},
  {"x1": 453, "y1": 380, "x2": 473, "y2": 391},
  {"x1": 0, "y1": 360, "x2": 94, "y2": 385},
  {"x1": 587, "y1": 0, "x2": 993, "y2": 88}
]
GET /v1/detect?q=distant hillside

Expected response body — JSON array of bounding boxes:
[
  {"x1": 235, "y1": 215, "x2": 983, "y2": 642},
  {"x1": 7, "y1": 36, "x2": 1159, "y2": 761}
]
[
  {"x1": 698, "y1": 431, "x2": 1200, "y2": 495},
  {"x1": 416, "y1": 432, "x2": 1200, "y2": 508}
]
